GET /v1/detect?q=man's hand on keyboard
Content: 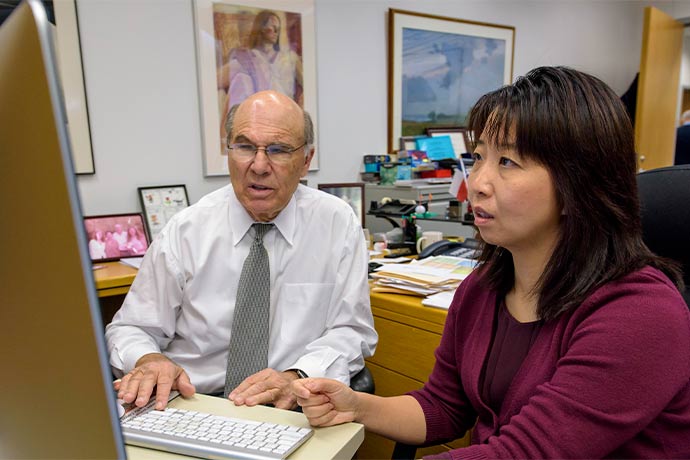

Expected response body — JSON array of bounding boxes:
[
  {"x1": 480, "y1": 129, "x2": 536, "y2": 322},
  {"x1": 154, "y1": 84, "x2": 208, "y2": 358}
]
[
  {"x1": 292, "y1": 378, "x2": 358, "y2": 427},
  {"x1": 115, "y1": 353, "x2": 196, "y2": 410},
  {"x1": 228, "y1": 368, "x2": 299, "y2": 410}
]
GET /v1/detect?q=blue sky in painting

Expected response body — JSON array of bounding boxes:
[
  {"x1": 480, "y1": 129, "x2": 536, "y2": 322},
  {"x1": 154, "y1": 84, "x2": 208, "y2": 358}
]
[{"x1": 402, "y1": 27, "x2": 506, "y2": 123}]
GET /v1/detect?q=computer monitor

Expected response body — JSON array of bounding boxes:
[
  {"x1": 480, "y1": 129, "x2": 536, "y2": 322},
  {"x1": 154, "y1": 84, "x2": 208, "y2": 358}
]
[{"x1": 0, "y1": 1, "x2": 126, "y2": 458}]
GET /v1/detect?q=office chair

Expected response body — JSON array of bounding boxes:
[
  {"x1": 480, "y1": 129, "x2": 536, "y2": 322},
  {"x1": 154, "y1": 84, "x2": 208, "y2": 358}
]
[
  {"x1": 391, "y1": 442, "x2": 418, "y2": 460},
  {"x1": 637, "y1": 165, "x2": 690, "y2": 307},
  {"x1": 350, "y1": 365, "x2": 375, "y2": 394}
]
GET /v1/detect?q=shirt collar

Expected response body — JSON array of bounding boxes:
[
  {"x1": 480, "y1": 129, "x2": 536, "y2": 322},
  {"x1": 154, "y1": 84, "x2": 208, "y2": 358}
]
[{"x1": 228, "y1": 185, "x2": 297, "y2": 246}]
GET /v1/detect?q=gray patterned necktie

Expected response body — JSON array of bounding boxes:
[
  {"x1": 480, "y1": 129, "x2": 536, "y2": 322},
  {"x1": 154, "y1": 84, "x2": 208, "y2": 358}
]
[{"x1": 224, "y1": 223, "x2": 272, "y2": 397}]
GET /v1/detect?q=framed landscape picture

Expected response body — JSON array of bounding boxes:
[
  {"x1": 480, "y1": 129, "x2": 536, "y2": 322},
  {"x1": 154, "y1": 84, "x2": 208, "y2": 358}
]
[
  {"x1": 138, "y1": 185, "x2": 190, "y2": 239},
  {"x1": 388, "y1": 8, "x2": 514, "y2": 151}
]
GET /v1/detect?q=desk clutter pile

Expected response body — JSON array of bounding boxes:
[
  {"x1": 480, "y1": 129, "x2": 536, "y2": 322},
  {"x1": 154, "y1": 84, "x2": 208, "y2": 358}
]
[{"x1": 370, "y1": 255, "x2": 477, "y2": 297}]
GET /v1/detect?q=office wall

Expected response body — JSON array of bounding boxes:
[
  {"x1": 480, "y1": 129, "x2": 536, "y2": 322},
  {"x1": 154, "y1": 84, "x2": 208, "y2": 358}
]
[{"x1": 76, "y1": 0, "x2": 652, "y2": 215}]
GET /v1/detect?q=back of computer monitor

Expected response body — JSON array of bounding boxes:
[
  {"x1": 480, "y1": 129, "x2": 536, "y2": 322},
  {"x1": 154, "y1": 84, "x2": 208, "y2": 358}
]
[{"x1": 0, "y1": 1, "x2": 125, "y2": 458}]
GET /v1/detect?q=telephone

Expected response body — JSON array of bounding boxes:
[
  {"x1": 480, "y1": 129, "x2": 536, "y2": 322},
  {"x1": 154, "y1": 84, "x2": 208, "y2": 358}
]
[{"x1": 417, "y1": 238, "x2": 481, "y2": 260}]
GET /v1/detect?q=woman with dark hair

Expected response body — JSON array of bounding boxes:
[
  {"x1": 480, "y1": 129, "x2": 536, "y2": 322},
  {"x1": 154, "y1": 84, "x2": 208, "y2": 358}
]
[{"x1": 292, "y1": 67, "x2": 690, "y2": 458}]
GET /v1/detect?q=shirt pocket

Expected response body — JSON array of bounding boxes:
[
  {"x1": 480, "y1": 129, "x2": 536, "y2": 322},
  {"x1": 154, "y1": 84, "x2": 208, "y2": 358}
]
[{"x1": 275, "y1": 283, "x2": 334, "y2": 347}]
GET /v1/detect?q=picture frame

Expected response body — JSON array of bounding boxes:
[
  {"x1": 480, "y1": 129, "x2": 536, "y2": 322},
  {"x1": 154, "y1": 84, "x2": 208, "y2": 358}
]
[
  {"x1": 53, "y1": 0, "x2": 95, "y2": 174},
  {"x1": 192, "y1": 0, "x2": 319, "y2": 176},
  {"x1": 399, "y1": 135, "x2": 420, "y2": 152},
  {"x1": 426, "y1": 127, "x2": 471, "y2": 157},
  {"x1": 317, "y1": 182, "x2": 366, "y2": 228},
  {"x1": 388, "y1": 8, "x2": 515, "y2": 152},
  {"x1": 138, "y1": 185, "x2": 190, "y2": 239},
  {"x1": 83, "y1": 213, "x2": 149, "y2": 263}
]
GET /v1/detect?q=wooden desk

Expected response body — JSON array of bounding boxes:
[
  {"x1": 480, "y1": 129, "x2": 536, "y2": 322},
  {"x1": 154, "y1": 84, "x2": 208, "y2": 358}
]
[
  {"x1": 356, "y1": 291, "x2": 471, "y2": 459},
  {"x1": 126, "y1": 394, "x2": 364, "y2": 460},
  {"x1": 93, "y1": 261, "x2": 137, "y2": 297}
]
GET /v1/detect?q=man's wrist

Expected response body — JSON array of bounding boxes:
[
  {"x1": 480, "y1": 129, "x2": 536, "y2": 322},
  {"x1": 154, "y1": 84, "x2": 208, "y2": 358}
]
[{"x1": 285, "y1": 368, "x2": 308, "y2": 379}]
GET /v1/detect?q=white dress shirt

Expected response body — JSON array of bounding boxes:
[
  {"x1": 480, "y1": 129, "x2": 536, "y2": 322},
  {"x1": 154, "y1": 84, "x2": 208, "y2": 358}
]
[{"x1": 105, "y1": 184, "x2": 377, "y2": 394}]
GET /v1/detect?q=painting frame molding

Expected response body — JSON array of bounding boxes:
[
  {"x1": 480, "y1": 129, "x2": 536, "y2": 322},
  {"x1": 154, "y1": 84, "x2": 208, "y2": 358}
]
[
  {"x1": 192, "y1": 0, "x2": 319, "y2": 176},
  {"x1": 426, "y1": 127, "x2": 471, "y2": 157},
  {"x1": 318, "y1": 182, "x2": 366, "y2": 228},
  {"x1": 53, "y1": 0, "x2": 95, "y2": 175},
  {"x1": 388, "y1": 8, "x2": 515, "y2": 152}
]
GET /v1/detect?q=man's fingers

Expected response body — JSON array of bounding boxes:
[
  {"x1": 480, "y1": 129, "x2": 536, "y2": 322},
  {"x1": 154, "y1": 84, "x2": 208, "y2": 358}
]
[
  {"x1": 244, "y1": 387, "x2": 281, "y2": 407},
  {"x1": 135, "y1": 371, "x2": 158, "y2": 407},
  {"x1": 230, "y1": 381, "x2": 267, "y2": 404},
  {"x1": 154, "y1": 379, "x2": 174, "y2": 410},
  {"x1": 116, "y1": 357, "x2": 194, "y2": 410},
  {"x1": 229, "y1": 369, "x2": 279, "y2": 402},
  {"x1": 273, "y1": 396, "x2": 297, "y2": 411},
  {"x1": 229, "y1": 369, "x2": 271, "y2": 399},
  {"x1": 174, "y1": 371, "x2": 196, "y2": 397},
  {"x1": 118, "y1": 369, "x2": 143, "y2": 402}
]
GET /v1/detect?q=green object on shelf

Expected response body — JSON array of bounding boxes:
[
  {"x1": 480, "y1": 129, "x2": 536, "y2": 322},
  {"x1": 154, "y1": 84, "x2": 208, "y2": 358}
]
[{"x1": 379, "y1": 163, "x2": 397, "y2": 185}]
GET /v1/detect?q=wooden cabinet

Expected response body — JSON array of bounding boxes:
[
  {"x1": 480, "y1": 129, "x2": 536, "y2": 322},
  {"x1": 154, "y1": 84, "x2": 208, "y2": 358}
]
[
  {"x1": 92, "y1": 262, "x2": 137, "y2": 327},
  {"x1": 356, "y1": 291, "x2": 471, "y2": 459}
]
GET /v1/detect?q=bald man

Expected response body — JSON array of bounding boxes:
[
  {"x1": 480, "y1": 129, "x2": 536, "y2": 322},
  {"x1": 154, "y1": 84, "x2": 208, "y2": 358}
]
[{"x1": 107, "y1": 91, "x2": 377, "y2": 410}]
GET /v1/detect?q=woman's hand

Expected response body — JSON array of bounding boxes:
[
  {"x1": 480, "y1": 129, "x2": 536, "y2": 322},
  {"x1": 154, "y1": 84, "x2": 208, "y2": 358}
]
[{"x1": 291, "y1": 378, "x2": 360, "y2": 427}]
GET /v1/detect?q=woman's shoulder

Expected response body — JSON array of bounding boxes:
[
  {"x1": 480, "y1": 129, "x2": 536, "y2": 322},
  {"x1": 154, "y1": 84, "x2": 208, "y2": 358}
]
[
  {"x1": 575, "y1": 265, "x2": 689, "y2": 331},
  {"x1": 564, "y1": 266, "x2": 690, "y2": 380},
  {"x1": 589, "y1": 266, "x2": 684, "y2": 309}
]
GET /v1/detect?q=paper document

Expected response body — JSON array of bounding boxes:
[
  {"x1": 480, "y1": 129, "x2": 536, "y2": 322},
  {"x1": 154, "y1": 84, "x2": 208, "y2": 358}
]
[
  {"x1": 120, "y1": 257, "x2": 144, "y2": 269},
  {"x1": 369, "y1": 257, "x2": 412, "y2": 264},
  {"x1": 371, "y1": 255, "x2": 477, "y2": 297},
  {"x1": 421, "y1": 291, "x2": 456, "y2": 310}
]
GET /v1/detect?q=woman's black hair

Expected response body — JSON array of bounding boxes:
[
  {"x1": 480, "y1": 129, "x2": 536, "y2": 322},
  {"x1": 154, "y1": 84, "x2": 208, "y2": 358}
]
[{"x1": 468, "y1": 66, "x2": 683, "y2": 320}]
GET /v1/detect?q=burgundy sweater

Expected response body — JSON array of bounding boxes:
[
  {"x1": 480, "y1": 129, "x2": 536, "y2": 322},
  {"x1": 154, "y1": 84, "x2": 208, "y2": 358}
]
[{"x1": 409, "y1": 266, "x2": 690, "y2": 459}]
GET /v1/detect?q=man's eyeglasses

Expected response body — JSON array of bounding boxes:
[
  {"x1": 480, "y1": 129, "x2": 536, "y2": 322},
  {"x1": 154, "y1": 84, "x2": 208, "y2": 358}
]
[{"x1": 227, "y1": 142, "x2": 306, "y2": 164}]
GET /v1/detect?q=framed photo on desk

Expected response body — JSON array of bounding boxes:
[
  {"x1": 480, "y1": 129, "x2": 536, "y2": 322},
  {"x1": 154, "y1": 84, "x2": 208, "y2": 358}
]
[
  {"x1": 83, "y1": 213, "x2": 149, "y2": 263},
  {"x1": 317, "y1": 182, "x2": 365, "y2": 228}
]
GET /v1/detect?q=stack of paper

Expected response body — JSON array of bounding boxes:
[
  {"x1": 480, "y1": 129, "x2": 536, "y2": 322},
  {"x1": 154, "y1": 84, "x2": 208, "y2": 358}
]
[{"x1": 371, "y1": 255, "x2": 477, "y2": 297}]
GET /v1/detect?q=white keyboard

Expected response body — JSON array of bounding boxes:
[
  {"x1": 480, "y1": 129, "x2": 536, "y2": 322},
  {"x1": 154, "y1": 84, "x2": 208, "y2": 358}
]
[{"x1": 120, "y1": 397, "x2": 313, "y2": 460}]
